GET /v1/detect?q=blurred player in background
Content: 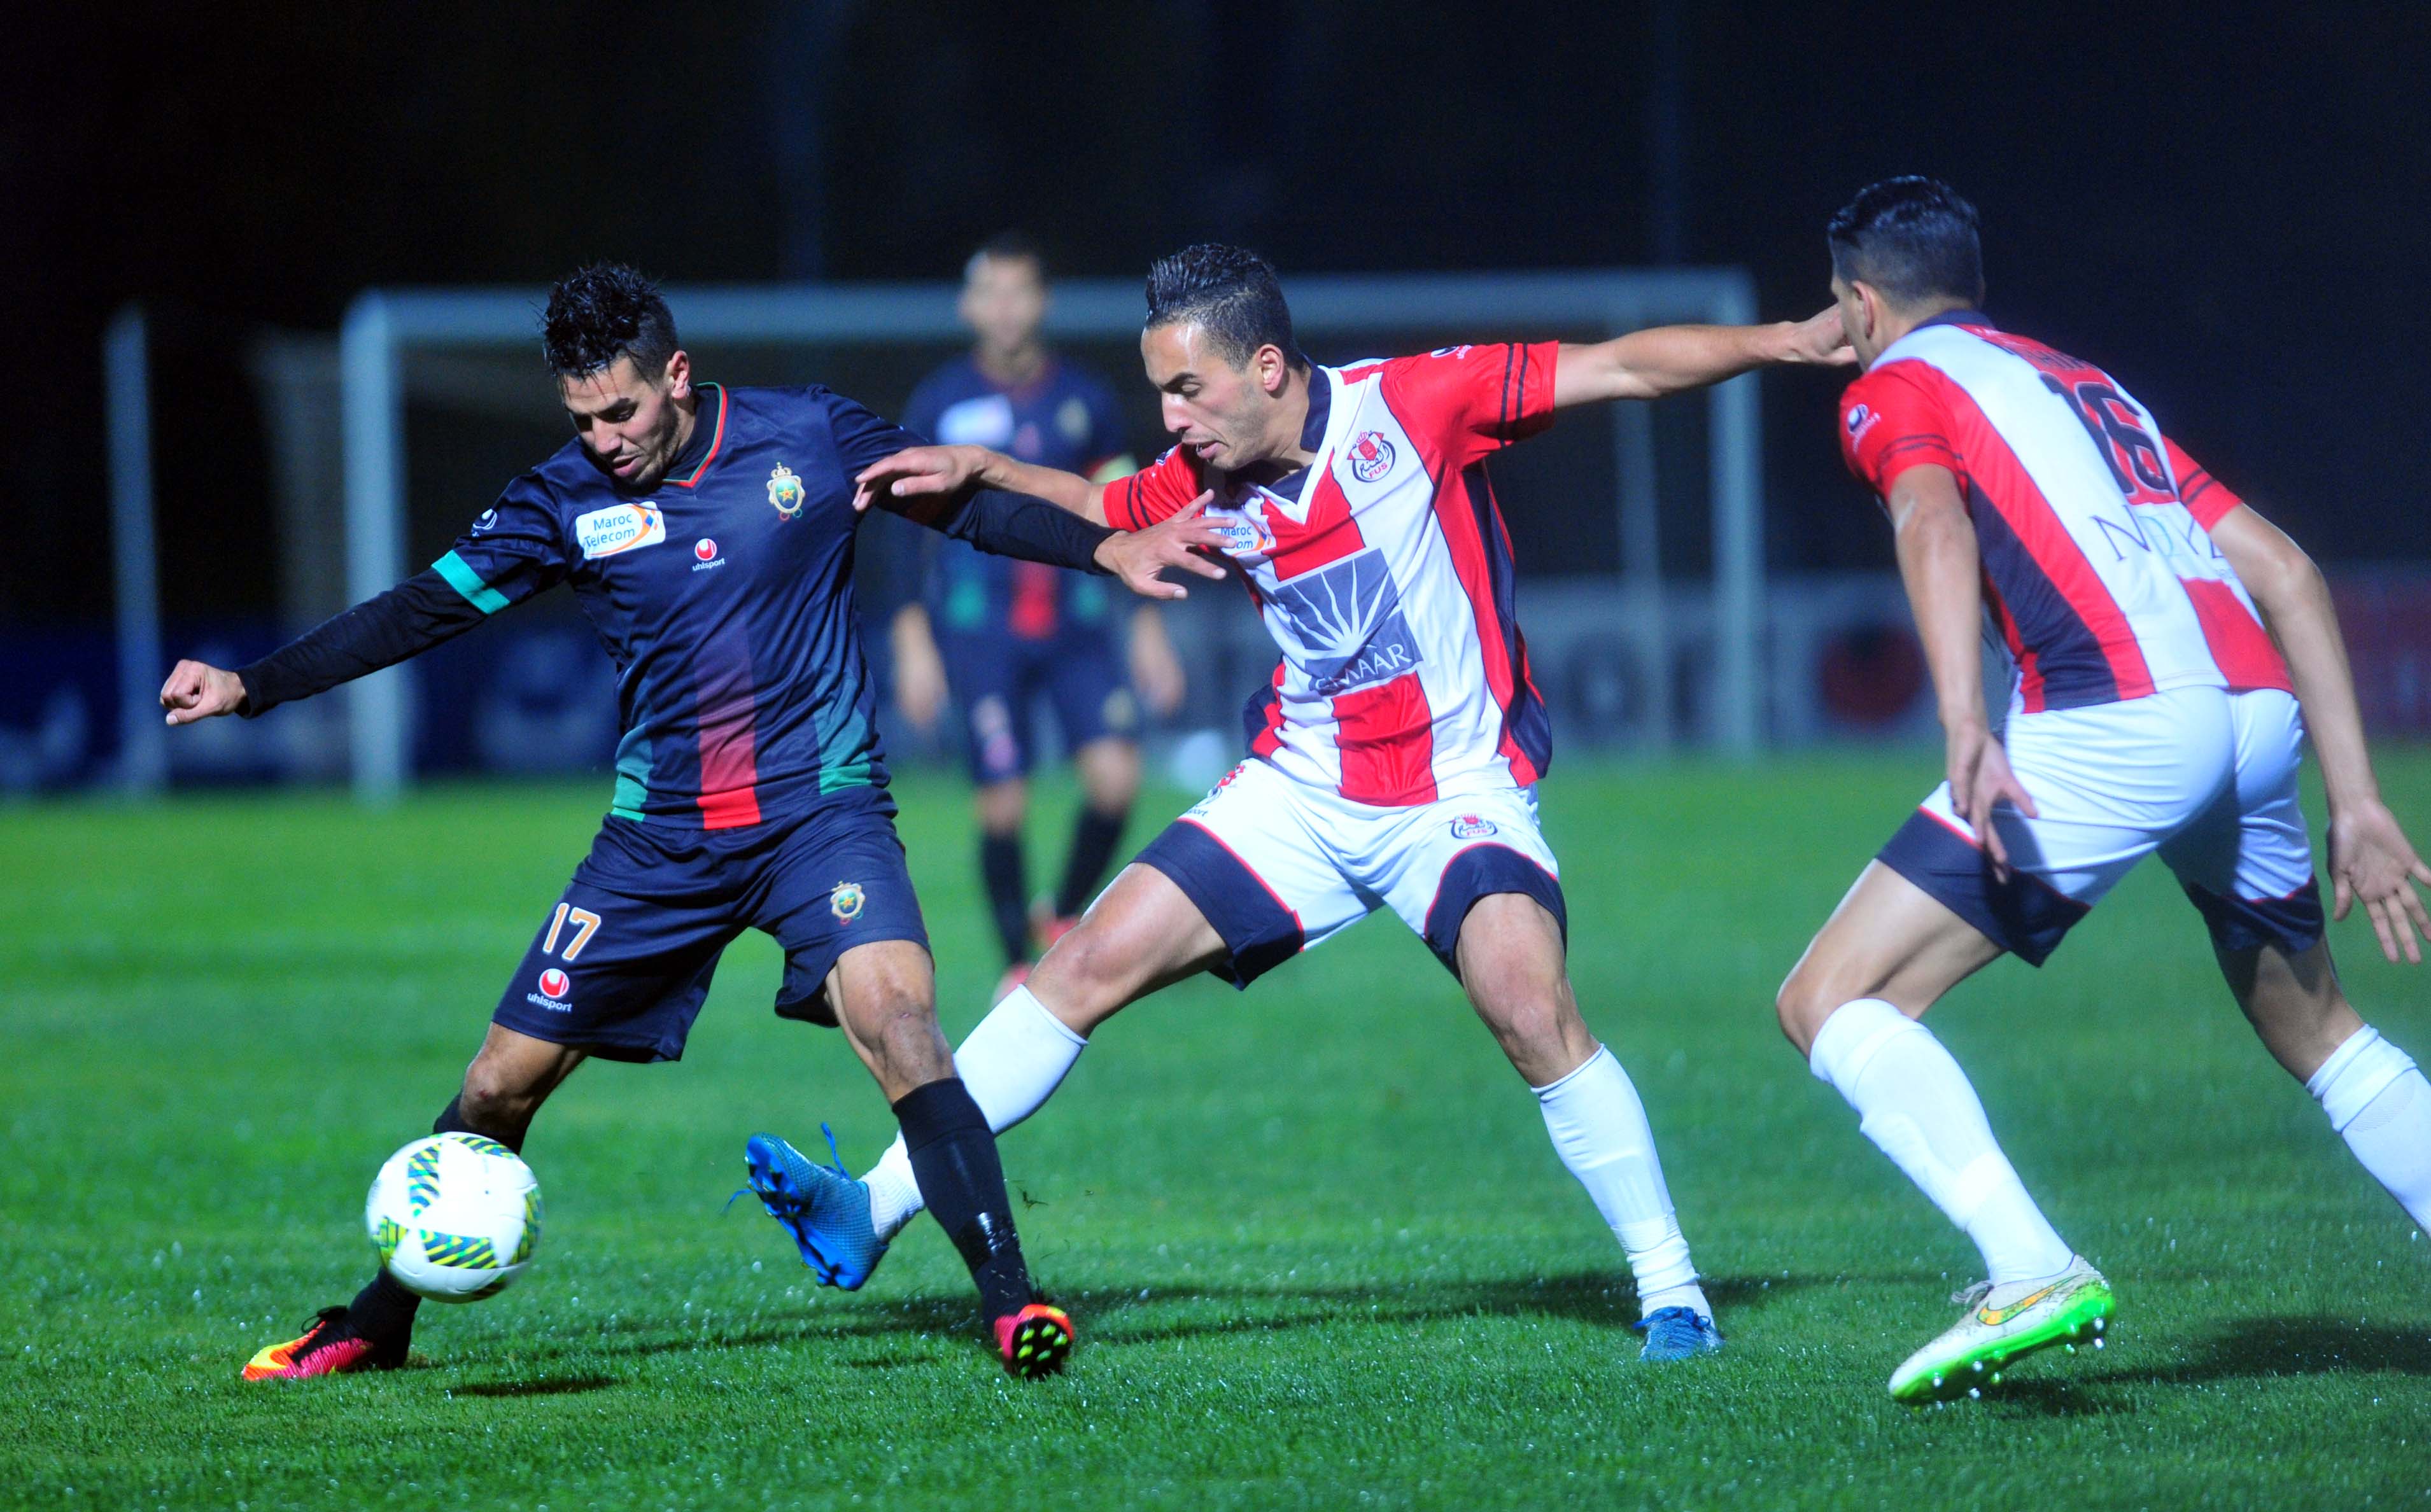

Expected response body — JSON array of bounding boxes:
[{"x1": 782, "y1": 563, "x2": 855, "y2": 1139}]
[
  {"x1": 888, "y1": 235, "x2": 1186, "y2": 996},
  {"x1": 749, "y1": 244, "x2": 1852, "y2": 1362},
  {"x1": 1776, "y1": 178, "x2": 2431, "y2": 1403},
  {"x1": 160, "y1": 263, "x2": 1221, "y2": 1383}
]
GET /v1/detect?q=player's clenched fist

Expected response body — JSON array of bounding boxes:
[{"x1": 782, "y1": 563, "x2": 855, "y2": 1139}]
[{"x1": 160, "y1": 660, "x2": 246, "y2": 724}]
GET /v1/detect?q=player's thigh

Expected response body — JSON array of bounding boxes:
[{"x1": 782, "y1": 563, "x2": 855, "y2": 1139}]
[
  {"x1": 1027, "y1": 862, "x2": 1230, "y2": 1035},
  {"x1": 1864, "y1": 690, "x2": 2235, "y2": 986},
  {"x1": 1776, "y1": 861, "x2": 2006, "y2": 1054},
  {"x1": 2159, "y1": 689, "x2": 2327, "y2": 969},
  {"x1": 491, "y1": 826, "x2": 741, "y2": 1066},
  {"x1": 1372, "y1": 786, "x2": 1565, "y2": 975},
  {"x1": 749, "y1": 790, "x2": 931, "y2": 1034},
  {"x1": 1046, "y1": 760, "x2": 1369, "y2": 1020}
]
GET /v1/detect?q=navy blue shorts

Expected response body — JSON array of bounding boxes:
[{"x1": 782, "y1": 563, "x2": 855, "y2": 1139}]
[
  {"x1": 938, "y1": 626, "x2": 1138, "y2": 786},
  {"x1": 491, "y1": 785, "x2": 929, "y2": 1062}
]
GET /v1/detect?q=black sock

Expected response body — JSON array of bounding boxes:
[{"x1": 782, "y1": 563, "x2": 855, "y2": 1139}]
[
  {"x1": 893, "y1": 1077, "x2": 1034, "y2": 1321},
  {"x1": 978, "y1": 832, "x2": 1031, "y2": 965},
  {"x1": 347, "y1": 1098, "x2": 524, "y2": 1342},
  {"x1": 1053, "y1": 805, "x2": 1129, "y2": 920}
]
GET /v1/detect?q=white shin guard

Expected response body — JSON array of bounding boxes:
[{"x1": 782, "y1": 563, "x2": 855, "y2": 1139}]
[
  {"x1": 1808, "y1": 997, "x2": 2074, "y2": 1287},
  {"x1": 1534, "y1": 1046, "x2": 1708, "y2": 1319},
  {"x1": 866, "y1": 985, "x2": 1089, "y2": 1241},
  {"x1": 2309, "y1": 1025, "x2": 2431, "y2": 1233}
]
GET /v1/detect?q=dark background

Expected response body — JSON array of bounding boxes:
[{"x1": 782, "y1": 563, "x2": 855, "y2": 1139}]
[{"x1": 8, "y1": 1, "x2": 2426, "y2": 627}]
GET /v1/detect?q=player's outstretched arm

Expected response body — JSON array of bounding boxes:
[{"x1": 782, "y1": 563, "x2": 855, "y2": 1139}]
[
  {"x1": 1552, "y1": 307, "x2": 1852, "y2": 407},
  {"x1": 2208, "y1": 501, "x2": 2431, "y2": 961},
  {"x1": 858, "y1": 445, "x2": 1229, "y2": 601},
  {"x1": 854, "y1": 445, "x2": 1111, "y2": 525},
  {"x1": 160, "y1": 571, "x2": 490, "y2": 725},
  {"x1": 1890, "y1": 463, "x2": 2037, "y2": 878}
]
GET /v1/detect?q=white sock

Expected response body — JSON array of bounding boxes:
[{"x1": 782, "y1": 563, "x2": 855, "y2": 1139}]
[
  {"x1": 1534, "y1": 1046, "x2": 1710, "y2": 1321},
  {"x1": 1808, "y1": 998, "x2": 2074, "y2": 1287},
  {"x1": 2308, "y1": 1025, "x2": 2431, "y2": 1233},
  {"x1": 864, "y1": 984, "x2": 1089, "y2": 1242}
]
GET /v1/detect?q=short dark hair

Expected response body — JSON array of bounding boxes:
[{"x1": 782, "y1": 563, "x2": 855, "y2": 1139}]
[
  {"x1": 1827, "y1": 178, "x2": 1985, "y2": 309},
  {"x1": 966, "y1": 230, "x2": 1046, "y2": 283},
  {"x1": 541, "y1": 262, "x2": 679, "y2": 379},
  {"x1": 1143, "y1": 243, "x2": 1297, "y2": 368}
]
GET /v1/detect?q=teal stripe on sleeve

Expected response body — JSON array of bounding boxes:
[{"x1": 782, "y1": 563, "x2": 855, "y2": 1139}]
[{"x1": 433, "y1": 551, "x2": 511, "y2": 615}]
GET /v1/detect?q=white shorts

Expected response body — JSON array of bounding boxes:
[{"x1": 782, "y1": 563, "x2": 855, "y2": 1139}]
[
  {"x1": 1879, "y1": 686, "x2": 2323, "y2": 965},
  {"x1": 1134, "y1": 758, "x2": 1565, "y2": 986}
]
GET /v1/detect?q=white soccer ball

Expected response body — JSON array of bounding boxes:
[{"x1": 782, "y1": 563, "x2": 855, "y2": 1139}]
[{"x1": 365, "y1": 1132, "x2": 542, "y2": 1302}]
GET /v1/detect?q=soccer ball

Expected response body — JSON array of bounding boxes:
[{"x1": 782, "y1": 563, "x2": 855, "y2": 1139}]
[{"x1": 365, "y1": 1133, "x2": 542, "y2": 1302}]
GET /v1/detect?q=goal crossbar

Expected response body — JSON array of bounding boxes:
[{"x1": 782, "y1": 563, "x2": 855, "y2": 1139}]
[{"x1": 335, "y1": 269, "x2": 1764, "y2": 800}]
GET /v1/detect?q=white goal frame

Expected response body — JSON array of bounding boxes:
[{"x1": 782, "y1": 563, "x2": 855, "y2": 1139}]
[{"x1": 117, "y1": 270, "x2": 1766, "y2": 800}]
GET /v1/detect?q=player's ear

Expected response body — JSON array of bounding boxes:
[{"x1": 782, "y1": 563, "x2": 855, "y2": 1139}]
[
  {"x1": 1256, "y1": 343, "x2": 1290, "y2": 397},
  {"x1": 664, "y1": 349, "x2": 692, "y2": 399}
]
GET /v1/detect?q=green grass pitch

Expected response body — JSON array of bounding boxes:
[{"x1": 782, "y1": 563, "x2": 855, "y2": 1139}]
[{"x1": 4, "y1": 753, "x2": 2427, "y2": 1509}]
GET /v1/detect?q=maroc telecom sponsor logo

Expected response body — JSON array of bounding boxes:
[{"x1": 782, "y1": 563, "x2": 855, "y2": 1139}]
[{"x1": 575, "y1": 503, "x2": 667, "y2": 559}]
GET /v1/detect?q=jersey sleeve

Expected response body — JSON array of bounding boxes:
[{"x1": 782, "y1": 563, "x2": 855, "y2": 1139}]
[
  {"x1": 1838, "y1": 363, "x2": 1959, "y2": 496},
  {"x1": 822, "y1": 387, "x2": 931, "y2": 472},
  {"x1": 1377, "y1": 341, "x2": 1561, "y2": 468},
  {"x1": 432, "y1": 473, "x2": 570, "y2": 614},
  {"x1": 2164, "y1": 435, "x2": 2246, "y2": 529},
  {"x1": 1100, "y1": 445, "x2": 1205, "y2": 533}
]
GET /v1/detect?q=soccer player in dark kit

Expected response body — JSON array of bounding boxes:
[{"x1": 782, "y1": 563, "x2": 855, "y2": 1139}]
[{"x1": 158, "y1": 263, "x2": 1225, "y2": 1381}]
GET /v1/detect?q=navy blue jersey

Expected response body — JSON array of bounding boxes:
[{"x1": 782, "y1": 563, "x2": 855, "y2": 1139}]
[
  {"x1": 432, "y1": 383, "x2": 915, "y2": 830},
  {"x1": 901, "y1": 356, "x2": 1132, "y2": 638}
]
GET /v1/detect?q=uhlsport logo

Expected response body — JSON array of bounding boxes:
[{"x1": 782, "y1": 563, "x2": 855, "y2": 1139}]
[
  {"x1": 1450, "y1": 814, "x2": 1499, "y2": 839},
  {"x1": 830, "y1": 881, "x2": 866, "y2": 923},
  {"x1": 527, "y1": 967, "x2": 573, "y2": 1012},
  {"x1": 574, "y1": 502, "x2": 666, "y2": 560},
  {"x1": 767, "y1": 465, "x2": 807, "y2": 519},
  {"x1": 1346, "y1": 430, "x2": 1397, "y2": 484},
  {"x1": 692, "y1": 537, "x2": 726, "y2": 572}
]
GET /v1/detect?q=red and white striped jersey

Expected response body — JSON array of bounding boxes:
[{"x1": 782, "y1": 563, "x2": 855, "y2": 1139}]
[
  {"x1": 1104, "y1": 342, "x2": 1558, "y2": 807},
  {"x1": 1838, "y1": 313, "x2": 2288, "y2": 715}
]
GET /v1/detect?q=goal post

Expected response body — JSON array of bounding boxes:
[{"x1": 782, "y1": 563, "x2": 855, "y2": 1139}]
[{"x1": 334, "y1": 269, "x2": 1765, "y2": 802}]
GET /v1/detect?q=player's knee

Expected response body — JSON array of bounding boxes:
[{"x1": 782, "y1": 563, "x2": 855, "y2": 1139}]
[
  {"x1": 457, "y1": 1061, "x2": 543, "y2": 1133},
  {"x1": 1774, "y1": 965, "x2": 1838, "y2": 1055}
]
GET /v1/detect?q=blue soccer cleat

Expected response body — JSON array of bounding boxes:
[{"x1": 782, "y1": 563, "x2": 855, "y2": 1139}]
[
  {"x1": 1634, "y1": 1305, "x2": 1724, "y2": 1362},
  {"x1": 743, "y1": 1127, "x2": 889, "y2": 1290}
]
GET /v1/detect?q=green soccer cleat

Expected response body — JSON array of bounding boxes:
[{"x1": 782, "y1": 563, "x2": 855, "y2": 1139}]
[{"x1": 1888, "y1": 1255, "x2": 2113, "y2": 1404}]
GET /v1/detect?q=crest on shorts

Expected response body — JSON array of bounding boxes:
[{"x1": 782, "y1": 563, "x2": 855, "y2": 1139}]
[
  {"x1": 767, "y1": 465, "x2": 806, "y2": 519},
  {"x1": 1346, "y1": 431, "x2": 1397, "y2": 484},
  {"x1": 1450, "y1": 814, "x2": 1498, "y2": 839},
  {"x1": 830, "y1": 881, "x2": 865, "y2": 923}
]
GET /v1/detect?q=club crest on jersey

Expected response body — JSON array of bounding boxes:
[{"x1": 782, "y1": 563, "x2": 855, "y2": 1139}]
[
  {"x1": 767, "y1": 465, "x2": 806, "y2": 519},
  {"x1": 830, "y1": 881, "x2": 865, "y2": 923},
  {"x1": 574, "y1": 502, "x2": 666, "y2": 559},
  {"x1": 1450, "y1": 814, "x2": 1498, "y2": 839},
  {"x1": 1345, "y1": 431, "x2": 1397, "y2": 484}
]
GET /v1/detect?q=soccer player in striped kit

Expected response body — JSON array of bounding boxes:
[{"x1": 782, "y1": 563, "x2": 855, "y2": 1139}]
[
  {"x1": 745, "y1": 244, "x2": 1851, "y2": 1361},
  {"x1": 1775, "y1": 178, "x2": 2431, "y2": 1403}
]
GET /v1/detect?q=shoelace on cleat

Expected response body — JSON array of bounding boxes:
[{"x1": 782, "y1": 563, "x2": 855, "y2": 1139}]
[
  {"x1": 818, "y1": 1122, "x2": 850, "y2": 1179},
  {"x1": 1952, "y1": 1280, "x2": 1993, "y2": 1308}
]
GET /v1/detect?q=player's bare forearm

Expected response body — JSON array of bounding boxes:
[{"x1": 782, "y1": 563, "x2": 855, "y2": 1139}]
[
  {"x1": 1889, "y1": 467, "x2": 1991, "y2": 736},
  {"x1": 2209, "y1": 503, "x2": 2381, "y2": 809},
  {"x1": 1551, "y1": 307, "x2": 1849, "y2": 406}
]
